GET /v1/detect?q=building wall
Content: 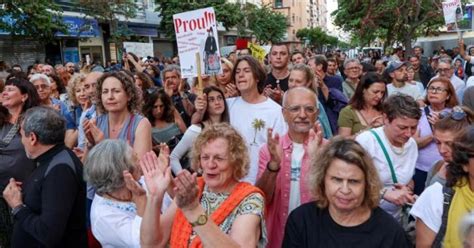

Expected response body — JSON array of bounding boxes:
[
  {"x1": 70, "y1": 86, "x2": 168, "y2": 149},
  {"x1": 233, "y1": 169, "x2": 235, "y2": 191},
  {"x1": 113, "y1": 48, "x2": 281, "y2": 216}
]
[{"x1": 0, "y1": 36, "x2": 44, "y2": 70}]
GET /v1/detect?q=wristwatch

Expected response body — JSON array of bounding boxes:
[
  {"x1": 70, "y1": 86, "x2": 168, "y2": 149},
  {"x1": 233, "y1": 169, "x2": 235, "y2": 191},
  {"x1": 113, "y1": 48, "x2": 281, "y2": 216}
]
[
  {"x1": 190, "y1": 213, "x2": 208, "y2": 227},
  {"x1": 11, "y1": 204, "x2": 26, "y2": 216}
]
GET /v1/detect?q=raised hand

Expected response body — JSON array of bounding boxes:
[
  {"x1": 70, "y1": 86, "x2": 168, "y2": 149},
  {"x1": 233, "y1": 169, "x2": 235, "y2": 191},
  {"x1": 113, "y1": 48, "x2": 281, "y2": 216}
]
[
  {"x1": 225, "y1": 83, "x2": 239, "y2": 98},
  {"x1": 307, "y1": 121, "x2": 323, "y2": 154},
  {"x1": 174, "y1": 170, "x2": 200, "y2": 211},
  {"x1": 267, "y1": 128, "x2": 282, "y2": 168},
  {"x1": 164, "y1": 79, "x2": 174, "y2": 97},
  {"x1": 140, "y1": 146, "x2": 172, "y2": 196},
  {"x1": 194, "y1": 93, "x2": 207, "y2": 114},
  {"x1": 83, "y1": 118, "x2": 104, "y2": 146}
]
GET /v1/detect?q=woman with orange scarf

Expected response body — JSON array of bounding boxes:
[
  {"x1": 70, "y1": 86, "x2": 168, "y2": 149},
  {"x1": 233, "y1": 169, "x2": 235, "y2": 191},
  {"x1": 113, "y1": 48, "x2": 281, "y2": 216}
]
[
  {"x1": 411, "y1": 125, "x2": 474, "y2": 248},
  {"x1": 133, "y1": 123, "x2": 266, "y2": 247}
]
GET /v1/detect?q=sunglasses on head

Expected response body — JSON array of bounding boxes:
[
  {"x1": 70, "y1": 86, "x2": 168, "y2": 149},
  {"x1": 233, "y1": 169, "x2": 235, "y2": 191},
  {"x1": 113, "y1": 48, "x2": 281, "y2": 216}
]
[{"x1": 439, "y1": 106, "x2": 466, "y2": 121}]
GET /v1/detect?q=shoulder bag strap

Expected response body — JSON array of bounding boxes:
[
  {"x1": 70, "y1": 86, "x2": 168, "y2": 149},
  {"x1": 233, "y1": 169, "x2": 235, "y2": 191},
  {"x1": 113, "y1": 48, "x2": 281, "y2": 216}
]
[
  {"x1": 369, "y1": 129, "x2": 398, "y2": 184},
  {"x1": 2, "y1": 122, "x2": 19, "y2": 145},
  {"x1": 126, "y1": 114, "x2": 135, "y2": 145},
  {"x1": 432, "y1": 186, "x2": 454, "y2": 248}
]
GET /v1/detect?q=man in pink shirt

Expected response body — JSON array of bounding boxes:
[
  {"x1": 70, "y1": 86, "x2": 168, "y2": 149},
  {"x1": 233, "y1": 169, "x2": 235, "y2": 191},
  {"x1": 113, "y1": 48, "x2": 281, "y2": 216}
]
[{"x1": 256, "y1": 87, "x2": 323, "y2": 248}]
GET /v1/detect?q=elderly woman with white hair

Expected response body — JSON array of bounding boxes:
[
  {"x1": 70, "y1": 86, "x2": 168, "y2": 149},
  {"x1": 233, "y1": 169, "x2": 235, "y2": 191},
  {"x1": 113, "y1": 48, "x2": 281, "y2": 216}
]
[
  {"x1": 30, "y1": 73, "x2": 77, "y2": 147},
  {"x1": 84, "y1": 139, "x2": 149, "y2": 248}
]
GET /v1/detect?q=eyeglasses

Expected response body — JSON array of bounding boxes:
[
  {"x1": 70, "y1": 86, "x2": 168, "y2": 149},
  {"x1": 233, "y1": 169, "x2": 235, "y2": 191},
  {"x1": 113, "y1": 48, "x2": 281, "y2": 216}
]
[
  {"x1": 284, "y1": 105, "x2": 318, "y2": 114},
  {"x1": 34, "y1": 84, "x2": 49, "y2": 90},
  {"x1": 439, "y1": 106, "x2": 466, "y2": 121},
  {"x1": 427, "y1": 86, "x2": 448, "y2": 94}
]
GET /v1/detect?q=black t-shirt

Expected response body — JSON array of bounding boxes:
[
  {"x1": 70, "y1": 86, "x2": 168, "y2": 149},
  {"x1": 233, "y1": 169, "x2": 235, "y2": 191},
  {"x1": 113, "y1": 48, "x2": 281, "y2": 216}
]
[
  {"x1": 265, "y1": 72, "x2": 289, "y2": 92},
  {"x1": 282, "y1": 202, "x2": 410, "y2": 248}
]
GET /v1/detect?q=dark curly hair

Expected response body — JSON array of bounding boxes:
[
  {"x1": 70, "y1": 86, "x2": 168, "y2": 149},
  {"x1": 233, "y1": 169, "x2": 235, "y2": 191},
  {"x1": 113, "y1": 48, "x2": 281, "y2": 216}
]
[
  {"x1": 447, "y1": 125, "x2": 474, "y2": 188},
  {"x1": 95, "y1": 71, "x2": 142, "y2": 114},
  {"x1": 143, "y1": 89, "x2": 175, "y2": 124}
]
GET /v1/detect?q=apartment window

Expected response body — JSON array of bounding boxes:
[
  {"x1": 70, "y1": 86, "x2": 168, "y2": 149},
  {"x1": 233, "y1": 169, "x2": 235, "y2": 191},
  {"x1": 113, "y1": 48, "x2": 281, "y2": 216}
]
[{"x1": 275, "y1": 0, "x2": 283, "y2": 8}]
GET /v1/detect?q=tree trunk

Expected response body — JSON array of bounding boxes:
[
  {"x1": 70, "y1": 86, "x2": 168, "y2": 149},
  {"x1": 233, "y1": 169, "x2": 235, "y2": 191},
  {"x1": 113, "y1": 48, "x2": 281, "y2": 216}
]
[{"x1": 403, "y1": 30, "x2": 414, "y2": 59}]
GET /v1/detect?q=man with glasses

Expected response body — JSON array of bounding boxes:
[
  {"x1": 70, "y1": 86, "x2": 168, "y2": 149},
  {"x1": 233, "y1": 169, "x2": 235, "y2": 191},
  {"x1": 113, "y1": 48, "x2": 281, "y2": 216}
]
[
  {"x1": 386, "y1": 61, "x2": 425, "y2": 106},
  {"x1": 342, "y1": 58, "x2": 362, "y2": 99},
  {"x1": 435, "y1": 58, "x2": 466, "y2": 102},
  {"x1": 256, "y1": 87, "x2": 323, "y2": 248}
]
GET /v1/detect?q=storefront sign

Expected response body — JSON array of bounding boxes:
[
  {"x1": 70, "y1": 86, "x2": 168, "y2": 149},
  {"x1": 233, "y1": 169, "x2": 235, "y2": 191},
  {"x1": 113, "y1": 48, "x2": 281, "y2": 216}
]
[{"x1": 56, "y1": 16, "x2": 100, "y2": 37}]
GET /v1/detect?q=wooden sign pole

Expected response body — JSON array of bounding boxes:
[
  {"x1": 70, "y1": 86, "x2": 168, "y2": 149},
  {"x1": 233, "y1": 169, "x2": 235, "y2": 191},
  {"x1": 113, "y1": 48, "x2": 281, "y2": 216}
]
[{"x1": 196, "y1": 52, "x2": 203, "y2": 95}]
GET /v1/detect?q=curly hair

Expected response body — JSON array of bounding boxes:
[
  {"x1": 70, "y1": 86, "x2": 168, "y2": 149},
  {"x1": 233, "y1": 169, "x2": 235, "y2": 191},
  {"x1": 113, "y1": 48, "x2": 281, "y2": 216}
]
[
  {"x1": 95, "y1": 71, "x2": 142, "y2": 114},
  {"x1": 143, "y1": 89, "x2": 175, "y2": 124},
  {"x1": 67, "y1": 73, "x2": 86, "y2": 106},
  {"x1": 308, "y1": 137, "x2": 382, "y2": 209},
  {"x1": 134, "y1": 72, "x2": 154, "y2": 92},
  {"x1": 446, "y1": 125, "x2": 474, "y2": 188},
  {"x1": 191, "y1": 123, "x2": 249, "y2": 181}
]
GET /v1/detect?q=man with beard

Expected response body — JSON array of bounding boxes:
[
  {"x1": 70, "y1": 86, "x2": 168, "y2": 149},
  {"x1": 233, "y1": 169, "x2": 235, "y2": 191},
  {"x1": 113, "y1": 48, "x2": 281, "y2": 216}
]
[{"x1": 386, "y1": 61, "x2": 424, "y2": 105}]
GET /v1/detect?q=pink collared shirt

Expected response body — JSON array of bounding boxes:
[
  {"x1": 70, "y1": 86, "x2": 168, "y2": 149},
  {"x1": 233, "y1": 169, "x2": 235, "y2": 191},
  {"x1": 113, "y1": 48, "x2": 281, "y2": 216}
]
[{"x1": 257, "y1": 133, "x2": 314, "y2": 248}]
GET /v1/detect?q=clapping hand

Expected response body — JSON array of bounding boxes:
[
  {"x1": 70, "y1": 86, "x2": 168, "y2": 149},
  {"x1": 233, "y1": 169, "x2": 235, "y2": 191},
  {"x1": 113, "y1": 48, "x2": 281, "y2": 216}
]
[
  {"x1": 307, "y1": 121, "x2": 323, "y2": 154},
  {"x1": 83, "y1": 118, "x2": 104, "y2": 147},
  {"x1": 174, "y1": 170, "x2": 199, "y2": 211},
  {"x1": 267, "y1": 128, "x2": 282, "y2": 169},
  {"x1": 2, "y1": 178, "x2": 23, "y2": 208},
  {"x1": 140, "y1": 146, "x2": 172, "y2": 197}
]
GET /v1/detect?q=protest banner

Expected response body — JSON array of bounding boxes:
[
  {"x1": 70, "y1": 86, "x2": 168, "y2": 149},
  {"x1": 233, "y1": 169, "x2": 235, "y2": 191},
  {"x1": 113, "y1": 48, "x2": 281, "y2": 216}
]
[
  {"x1": 173, "y1": 7, "x2": 221, "y2": 78},
  {"x1": 442, "y1": 0, "x2": 473, "y2": 33},
  {"x1": 248, "y1": 43, "x2": 267, "y2": 62},
  {"x1": 123, "y1": 42, "x2": 154, "y2": 58}
]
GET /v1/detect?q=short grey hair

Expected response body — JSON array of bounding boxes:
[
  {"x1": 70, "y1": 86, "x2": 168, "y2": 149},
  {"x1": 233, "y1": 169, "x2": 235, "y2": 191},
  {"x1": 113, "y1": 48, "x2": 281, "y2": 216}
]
[
  {"x1": 282, "y1": 86, "x2": 318, "y2": 108},
  {"x1": 161, "y1": 64, "x2": 181, "y2": 82},
  {"x1": 84, "y1": 139, "x2": 135, "y2": 194},
  {"x1": 343, "y1": 58, "x2": 361, "y2": 69},
  {"x1": 22, "y1": 106, "x2": 65, "y2": 145},
  {"x1": 30, "y1": 73, "x2": 51, "y2": 85},
  {"x1": 439, "y1": 57, "x2": 453, "y2": 68}
]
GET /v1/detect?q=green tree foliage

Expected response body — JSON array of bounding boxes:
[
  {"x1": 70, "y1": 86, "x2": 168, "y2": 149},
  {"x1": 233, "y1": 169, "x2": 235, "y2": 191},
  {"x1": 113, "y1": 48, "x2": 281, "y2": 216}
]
[
  {"x1": 296, "y1": 27, "x2": 340, "y2": 50},
  {"x1": 0, "y1": 0, "x2": 67, "y2": 43},
  {"x1": 245, "y1": 4, "x2": 287, "y2": 44},
  {"x1": 332, "y1": 0, "x2": 445, "y2": 54},
  {"x1": 78, "y1": 0, "x2": 138, "y2": 43}
]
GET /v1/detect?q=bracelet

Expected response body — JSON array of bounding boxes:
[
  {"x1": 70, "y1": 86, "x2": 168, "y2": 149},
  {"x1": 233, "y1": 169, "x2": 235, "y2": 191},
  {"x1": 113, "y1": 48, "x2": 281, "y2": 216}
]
[
  {"x1": 380, "y1": 188, "x2": 388, "y2": 200},
  {"x1": 267, "y1": 162, "x2": 280, "y2": 173}
]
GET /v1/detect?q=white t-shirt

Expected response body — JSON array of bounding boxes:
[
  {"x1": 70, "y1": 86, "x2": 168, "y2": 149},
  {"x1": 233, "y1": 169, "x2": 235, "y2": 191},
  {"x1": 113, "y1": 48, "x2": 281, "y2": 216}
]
[
  {"x1": 169, "y1": 124, "x2": 202, "y2": 174},
  {"x1": 355, "y1": 126, "x2": 418, "y2": 218},
  {"x1": 90, "y1": 194, "x2": 141, "y2": 248},
  {"x1": 387, "y1": 83, "x2": 424, "y2": 101},
  {"x1": 410, "y1": 182, "x2": 443, "y2": 233},
  {"x1": 289, "y1": 143, "x2": 304, "y2": 212},
  {"x1": 226, "y1": 97, "x2": 287, "y2": 184}
]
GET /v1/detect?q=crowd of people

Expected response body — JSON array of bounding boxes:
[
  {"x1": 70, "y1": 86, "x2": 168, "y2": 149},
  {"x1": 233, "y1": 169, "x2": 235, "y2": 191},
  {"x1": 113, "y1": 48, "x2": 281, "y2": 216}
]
[{"x1": 0, "y1": 41, "x2": 473, "y2": 248}]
